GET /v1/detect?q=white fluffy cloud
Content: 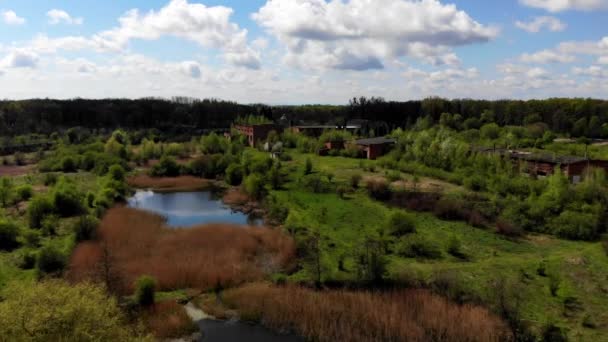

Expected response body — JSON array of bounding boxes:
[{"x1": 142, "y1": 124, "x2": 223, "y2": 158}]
[
  {"x1": 1, "y1": 10, "x2": 25, "y2": 25},
  {"x1": 572, "y1": 65, "x2": 608, "y2": 77},
  {"x1": 520, "y1": 49, "x2": 576, "y2": 63},
  {"x1": 95, "y1": 0, "x2": 260, "y2": 68},
  {"x1": 515, "y1": 16, "x2": 566, "y2": 32},
  {"x1": 253, "y1": 0, "x2": 497, "y2": 70},
  {"x1": 520, "y1": 0, "x2": 608, "y2": 12},
  {"x1": 47, "y1": 9, "x2": 83, "y2": 25},
  {"x1": 0, "y1": 50, "x2": 38, "y2": 68},
  {"x1": 520, "y1": 36, "x2": 608, "y2": 64}
]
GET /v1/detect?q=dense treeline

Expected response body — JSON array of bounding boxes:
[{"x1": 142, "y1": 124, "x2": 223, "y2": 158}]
[{"x1": 2, "y1": 97, "x2": 608, "y2": 138}]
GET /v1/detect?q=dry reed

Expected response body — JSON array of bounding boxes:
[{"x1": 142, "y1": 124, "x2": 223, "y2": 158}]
[
  {"x1": 127, "y1": 174, "x2": 211, "y2": 191},
  {"x1": 141, "y1": 301, "x2": 198, "y2": 339},
  {"x1": 222, "y1": 283, "x2": 512, "y2": 342},
  {"x1": 68, "y1": 208, "x2": 295, "y2": 293}
]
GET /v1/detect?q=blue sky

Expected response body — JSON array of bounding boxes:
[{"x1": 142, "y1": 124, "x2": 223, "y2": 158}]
[{"x1": 0, "y1": 0, "x2": 607, "y2": 103}]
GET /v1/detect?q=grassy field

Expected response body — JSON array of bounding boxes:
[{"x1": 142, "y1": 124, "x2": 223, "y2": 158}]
[{"x1": 266, "y1": 150, "x2": 608, "y2": 339}]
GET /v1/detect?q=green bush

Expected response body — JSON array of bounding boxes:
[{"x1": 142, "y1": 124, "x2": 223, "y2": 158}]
[
  {"x1": 43, "y1": 173, "x2": 58, "y2": 186},
  {"x1": 350, "y1": 173, "x2": 362, "y2": 189},
  {"x1": 225, "y1": 164, "x2": 244, "y2": 185},
  {"x1": 549, "y1": 210, "x2": 599, "y2": 241},
  {"x1": 21, "y1": 229, "x2": 41, "y2": 248},
  {"x1": 135, "y1": 275, "x2": 156, "y2": 307},
  {"x1": 244, "y1": 173, "x2": 266, "y2": 200},
  {"x1": 150, "y1": 156, "x2": 181, "y2": 177},
  {"x1": 397, "y1": 236, "x2": 442, "y2": 259},
  {"x1": 52, "y1": 181, "x2": 85, "y2": 217},
  {"x1": 28, "y1": 196, "x2": 55, "y2": 229},
  {"x1": 0, "y1": 220, "x2": 20, "y2": 251},
  {"x1": 37, "y1": 246, "x2": 66, "y2": 277},
  {"x1": 18, "y1": 251, "x2": 37, "y2": 270},
  {"x1": 61, "y1": 156, "x2": 78, "y2": 172},
  {"x1": 387, "y1": 212, "x2": 416, "y2": 237},
  {"x1": 300, "y1": 174, "x2": 332, "y2": 193},
  {"x1": 74, "y1": 215, "x2": 99, "y2": 242},
  {"x1": 304, "y1": 157, "x2": 313, "y2": 175},
  {"x1": 447, "y1": 236, "x2": 466, "y2": 259},
  {"x1": 15, "y1": 184, "x2": 33, "y2": 202},
  {"x1": 107, "y1": 164, "x2": 126, "y2": 182}
]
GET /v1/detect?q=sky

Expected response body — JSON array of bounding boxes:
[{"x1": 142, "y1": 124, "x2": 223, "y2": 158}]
[{"x1": 0, "y1": 0, "x2": 607, "y2": 104}]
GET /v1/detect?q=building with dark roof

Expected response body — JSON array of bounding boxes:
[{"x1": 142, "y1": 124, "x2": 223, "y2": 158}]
[
  {"x1": 234, "y1": 124, "x2": 282, "y2": 147},
  {"x1": 351, "y1": 137, "x2": 396, "y2": 160},
  {"x1": 476, "y1": 147, "x2": 608, "y2": 183}
]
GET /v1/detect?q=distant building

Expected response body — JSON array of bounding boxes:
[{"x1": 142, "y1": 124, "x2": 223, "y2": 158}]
[
  {"x1": 289, "y1": 124, "x2": 361, "y2": 137},
  {"x1": 477, "y1": 147, "x2": 608, "y2": 183},
  {"x1": 351, "y1": 137, "x2": 396, "y2": 160},
  {"x1": 234, "y1": 124, "x2": 281, "y2": 147}
]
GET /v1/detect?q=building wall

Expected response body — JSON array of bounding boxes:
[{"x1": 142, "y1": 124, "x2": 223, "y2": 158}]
[{"x1": 235, "y1": 124, "x2": 281, "y2": 147}]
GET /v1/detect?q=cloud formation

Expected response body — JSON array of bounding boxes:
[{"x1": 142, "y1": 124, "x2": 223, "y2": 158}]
[
  {"x1": 1, "y1": 10, "x2": 25, "y2": 25},
  {"x1": 520, "y1": 0, "x2": 608, "y2": 12},
  {"x1": 47, "y1": 9, "x2": 83, "y2": 25},
  {"x1": 515, "y1": 16, "x2": 566, "y2": 32},
  {"x1": 253, "y1": 0, "x2": 497, "y2": 70}
]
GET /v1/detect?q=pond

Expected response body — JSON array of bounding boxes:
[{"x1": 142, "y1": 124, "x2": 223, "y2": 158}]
[{"x1": 127, "y1": 190, "x2": 262, "y2": 228}]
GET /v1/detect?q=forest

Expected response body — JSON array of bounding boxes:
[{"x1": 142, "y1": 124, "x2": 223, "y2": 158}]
[{"x1": 2, "y1": 97, "x2": 608, "y2": 138}]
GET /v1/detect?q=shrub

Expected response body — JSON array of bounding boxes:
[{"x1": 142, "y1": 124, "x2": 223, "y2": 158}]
[
  {"x1": 28, "y1": 196, "x2": 55, "y2": 229},
  {"x1": 150, "y1": 156, "x2": 181, "y2": 177},
  {"x1": 135, "y1": 275, "x2": 157, "y2": 307},
  {"x1": 225, "y1": 164, "x2": 244, "y2": 186},
  {"x1": 244, "y1": 173, "x2": 266, "y2": 200},
  {"x1": 107, "y1": 164, "x2": 126, "y2": 182},
  {"x1": 61, "y1": 156, "x2": 78, "y2": 172},
  {"x1": 350, "y1": 173, "x2": 362, "y2": 189},
  {"x1": 52, "y1": 181, "x2": 86, "y2": 217},
  {"x1": 0, "y1": 220, "x2": 20, "y2": 251},
  {"x1": 74, "y1": 215, "x2": 99, "y2": 242},
  {"x1": 336, "y1": 186, "x2": 349, "y2": 199},
  {"x1": 22, "y1": 229, "x2": 41, "y2": 248},
  {"x1": 37, "y1": 246, "x2": 66, "y2": 277},
  {"x1": 447, "y1": 236, "x2": 466, "y2": 259},
  {"x1": 18, "y1": 251, "x2": 37, "y2": 270},
  {"x1": 397, "y1": 236, "x2": 442, "y2": 259},
  {"x1": 602, "y1": 237, "x2": 608, "y2": 257},
  {"x1": 549, "y1": 210, "x2": 599, "y2": 241},
  {"x1": 387, "y1": 212, "x2": 416, "y2": 237},
  {"x1": 542, "y1": 324, "x2": 567, "y2": 342},
  {"x1": 43, "y1": 173, "x2": 58, "y2": 186},
  {"x1": 434, "y1": 196, "x2": 468, "y2": 221},
  {"x1": 15, "y1": 184, "x2": 33, "y2": 202},
  {"x1": 304, "y1": 157, "x2": 313, "y2": 175},
  {"x1": 0, "y1": 280, "x2": 144, "y2": 341},
  {"x1": 367, "y1": 179, "x2": 391, "y2": 200},
  {"x1": 301, "y1": 174, "x2": 332, "y2": 194},
  {"x1": 496, "y1": 220, "x2": 524, "y2": 238}
]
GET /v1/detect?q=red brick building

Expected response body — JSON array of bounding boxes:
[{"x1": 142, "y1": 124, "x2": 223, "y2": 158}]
[
  {"x1": 477, "y1": 147, "x2": 608, "y2": 183},
  {"x1": 351, "y1": 137, "x2": 396, "y2": 160},
  {"x1": 234, "y1": 124, "x2": 281, "y2": 147}
]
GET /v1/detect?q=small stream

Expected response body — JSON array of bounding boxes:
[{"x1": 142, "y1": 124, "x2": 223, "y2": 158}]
[{"x1": 184, "y1": 303, "x2": 302, "y2": 342}]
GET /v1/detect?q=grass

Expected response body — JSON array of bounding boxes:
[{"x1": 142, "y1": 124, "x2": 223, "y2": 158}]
[
  {"x1": 266, "y1": 150, "x2": 608, "y2": 339},
  {"x1": 68, "y1": 207, "x2": 296, "y2": 294},
  {"x1": 220, "y1": 282, "x2": 511, "y2": 342}
]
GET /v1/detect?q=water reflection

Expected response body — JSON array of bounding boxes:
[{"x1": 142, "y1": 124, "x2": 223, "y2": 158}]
[{"x1": 127, "y1": 190, "x2": 262, "y2": 228}]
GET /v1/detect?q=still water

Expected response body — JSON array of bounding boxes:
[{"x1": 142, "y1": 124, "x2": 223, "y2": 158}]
[{"x1": 127, "y1": 190, "x2": 262, "y2": 227}]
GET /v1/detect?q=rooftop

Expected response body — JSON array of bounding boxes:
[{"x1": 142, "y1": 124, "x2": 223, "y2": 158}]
[
  {"x1": 476, "y1": 147, "x2": 588, "y2": 165},
  {"x1": 353, "y1": 137, "x2": 396, "y2": 146}
]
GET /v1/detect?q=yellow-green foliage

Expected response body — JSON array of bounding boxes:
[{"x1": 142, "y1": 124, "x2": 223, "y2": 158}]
[{"x1": 0, "y1": 280, "x2": 151, "y2": 342}]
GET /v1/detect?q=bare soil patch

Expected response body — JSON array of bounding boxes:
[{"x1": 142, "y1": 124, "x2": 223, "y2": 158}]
[{"x1": 127, "y1": 174, "x2": 212, "y2": 192}]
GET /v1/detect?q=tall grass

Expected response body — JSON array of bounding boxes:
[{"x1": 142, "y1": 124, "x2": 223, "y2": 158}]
[
  {"x1": 68, "y1": 208, "x2": 295, "y2": 293},
  {"x1": 223, "y1": 283, "x2": 511, "y2": 342}
]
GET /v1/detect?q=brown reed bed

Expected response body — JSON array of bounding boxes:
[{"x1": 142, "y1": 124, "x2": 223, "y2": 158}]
[
  {"x1": 127, "y1": 174, "x2": 212, "y2": 192},
  {"x1": 68, "y1": 207, "x2": 295, "y2": 294},
  {"x1": 140, "y1": 300, "x2": 198, "y2": 339},
  {"x1": 221, "y1": 283, "x2": 512, "y2": 342}
]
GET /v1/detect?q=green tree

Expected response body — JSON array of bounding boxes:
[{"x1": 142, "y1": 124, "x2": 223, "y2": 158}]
[
  {"x1": 244, "y1": 173, "x2": 266, "y2": 199},
  {"x1": 387, "y1": 212, "x2": 416, "y2": 237},
  {"x1": 135, "y1": 275, "x2": 157, "y2": 307},
  {"x1": 0, "y1": 176, "x2": 13, "y2": 207},
  {"x1": 0, "y1": 280, "x2": 149, "y2": 341},
  {"x1": 0, "y1": 219, "x2": 20, "y2": 251}
]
